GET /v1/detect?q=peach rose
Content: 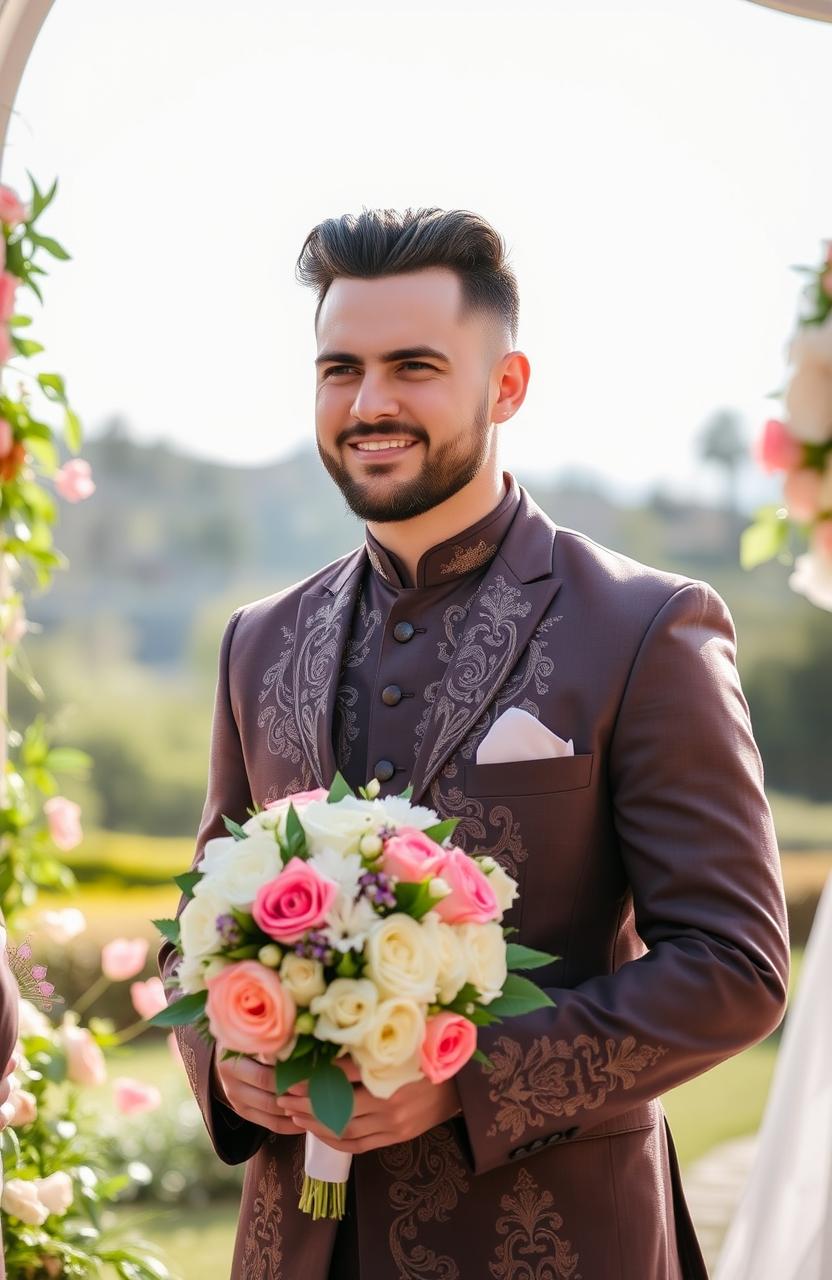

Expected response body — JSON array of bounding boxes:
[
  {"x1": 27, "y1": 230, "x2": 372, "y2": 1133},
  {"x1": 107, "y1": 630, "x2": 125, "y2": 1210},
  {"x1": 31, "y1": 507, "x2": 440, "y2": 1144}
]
[
  {"x1": 381, "y1": 827, "x2": 446, "y2": 883},
  {"x1": 54, "y1": 458, "x2": 95, "y2": 502},
  {"x1": 43, "y1": 795, "x2": 82, "y2": 851},
  {"x1": 431, "y1": 846, "x2": 501, "y2": 925},
  {"x1": 0, "y1": 186, "x2": 28, "y2": 227},
  {"x1": 101, "y1": 937, "x2": 148, "y2": 981},
  {"x1": 264, "y1": 787, "x2": 327, "y2": 810},
  {"x1": 113, "y1": 1077, "x2": 162, "y2": 1115},
  {"x1": 755, "y1": 418, "x2": 803, "y2": 473},
  {"x1": 58, "y1": 1021, "x2": 106, "y2": 1086},
  {"x1": 252, "y1": 856, "x2": 338, "y2": 943},
  {"x1": 419, "y1": 1011, "x2": 477, "y2": 1085},
  {"x1": 130, "y1": 976, "x2": 167, "y2": 1020},
  {"x1": 783, "y1": 467, "x2": 824, "y2": 522},
  {"x1": 205, "y1": 960, "x2": 296, "y2": 1058}
]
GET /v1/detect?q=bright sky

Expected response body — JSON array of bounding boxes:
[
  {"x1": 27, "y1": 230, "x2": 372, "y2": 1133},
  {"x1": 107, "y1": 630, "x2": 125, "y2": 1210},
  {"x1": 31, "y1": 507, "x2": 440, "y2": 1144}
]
[{"x1": 3, "y1": 0, "x2": 831, "y2": 508}]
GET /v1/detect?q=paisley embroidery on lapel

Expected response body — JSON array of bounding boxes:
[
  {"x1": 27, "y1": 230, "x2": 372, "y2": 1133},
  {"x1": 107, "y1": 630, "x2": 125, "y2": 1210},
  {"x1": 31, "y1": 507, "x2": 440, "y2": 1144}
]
[
  {"x1": 332, "y1": 582, "x2": 382, "y2": 767},
  {"x1": 177, "y1": 1033, "x2": 200, "y2": 1107},
  {"x1": 482, "y1": 1033, "x2": 669, "y2": 1141},
  {"x1": 439, "y1": 538, "x2": 498, "y2": 576},
  {"x1": 257, "y1": 623, "x2": 314, "y2": 796},
  {"x1": 367, "y1": 543, "x2": 389, "y2": 581},
  {"x1": 489, "y1": 1166, "x2": 581, "y2": 1280},
  {"x1": 378, "y1": 1123, "x2": 469, "y2": 1279},
  {"x1": 241, "y1": 1155, "x2": 284, "y2": 1280},
  {"x1": 294, "y1": 591, "x2": 353, "y2": 787}
]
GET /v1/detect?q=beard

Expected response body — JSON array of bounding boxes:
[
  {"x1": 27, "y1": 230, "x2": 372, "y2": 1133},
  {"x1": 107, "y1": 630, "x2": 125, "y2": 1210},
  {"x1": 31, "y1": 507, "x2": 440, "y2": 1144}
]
[{"x1": 316, "y1": 386, "x2": 493, "y2": 522}]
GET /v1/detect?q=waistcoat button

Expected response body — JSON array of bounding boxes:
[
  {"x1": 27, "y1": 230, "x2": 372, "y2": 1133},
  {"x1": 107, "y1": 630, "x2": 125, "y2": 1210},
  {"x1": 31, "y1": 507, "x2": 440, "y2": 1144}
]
[
  {"x1": 373, "y1": 759, "x2": 395, "y2": 782},
  {"x1": 381, "y1": 684, "x2": 402, "y2": 706},
  {"x1": 393, "y1": 620, "x2": 415, "y2": 643}
]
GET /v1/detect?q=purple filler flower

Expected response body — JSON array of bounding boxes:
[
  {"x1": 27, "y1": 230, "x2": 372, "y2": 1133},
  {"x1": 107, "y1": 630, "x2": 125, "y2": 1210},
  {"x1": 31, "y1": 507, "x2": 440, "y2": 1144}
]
[{"x1": 215, "y1": 914, "x2": 244, "y2": 948}]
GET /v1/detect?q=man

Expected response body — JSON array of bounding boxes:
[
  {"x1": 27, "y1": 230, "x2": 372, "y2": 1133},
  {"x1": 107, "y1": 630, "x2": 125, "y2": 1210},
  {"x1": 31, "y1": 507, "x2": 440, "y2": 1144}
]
[{"x1": 159, "y1": 207, "x2": 790, "y2": 1279}]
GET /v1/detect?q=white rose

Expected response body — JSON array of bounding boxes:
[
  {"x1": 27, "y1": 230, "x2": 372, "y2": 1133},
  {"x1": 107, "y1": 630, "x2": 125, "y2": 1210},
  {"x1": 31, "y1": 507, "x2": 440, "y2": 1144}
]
[
  {"x1": 175, "y1": 951, "x2": 208, "y2": 995},
  {"x1": 279, "y1": 953, "x2": 326, "y2": 1006},
  {"x1": 309, "y1": 978, "x2": 378, "y2": 1045},
  {"x1": 455, "y1": 921, "x2": 508, "y2": 1005},
  {"x1": 785, "y1": 314, "x2": 832, "y2": 444},
  {"x1": 199, "y1": 834, "x2": 239, "y2": 876},
  {"x1": 300, "y1": 798, "x2": 377, "y2": 857},
  {"x1": 364, "y1": 912, "x2": 441, "y2": 1003},
  {"x1": 35, "y1": 1171, "x2": 74, "y2": 1215},
  {"x1": 179, "y1": 885, "x2": 228, "y2": 960},
  {"x1": 789, "y1": 547, "x2": 832, "y2": 611},
  {"x1": 475, "y1": 856, "x2": 519, "y2": 915},
  {"x1": 350, "y1": 997, "x2": 426, "y2": 1098},
  {"x1": 205, "y1": 832, "x2": 283, "y2": 909},
  {"x1": 1, "y1": 1177, "x2": 48, "y2": 1225},
  {"x1": 435, "y1": 921, "x2": 469, "y2": 1004}
]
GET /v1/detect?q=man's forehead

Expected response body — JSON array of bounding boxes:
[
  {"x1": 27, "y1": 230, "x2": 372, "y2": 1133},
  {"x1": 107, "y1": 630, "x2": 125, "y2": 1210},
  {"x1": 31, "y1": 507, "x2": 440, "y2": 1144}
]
[{"x1": 317, "y1": 269, "x2": 465, "y2": 340}]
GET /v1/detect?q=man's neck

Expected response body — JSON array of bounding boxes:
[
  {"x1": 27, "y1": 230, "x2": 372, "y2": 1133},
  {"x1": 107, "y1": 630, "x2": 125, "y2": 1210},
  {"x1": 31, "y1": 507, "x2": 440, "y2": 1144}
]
[{"x1": 366, "y1": 465, "x2": 506, "y2": 586}]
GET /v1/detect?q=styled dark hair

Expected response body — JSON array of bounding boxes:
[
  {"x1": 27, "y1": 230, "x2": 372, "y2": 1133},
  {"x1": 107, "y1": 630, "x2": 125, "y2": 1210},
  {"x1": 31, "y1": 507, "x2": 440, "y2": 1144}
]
[{"x1": 295, "y1": 206, "x2": 518, "y2": 347}]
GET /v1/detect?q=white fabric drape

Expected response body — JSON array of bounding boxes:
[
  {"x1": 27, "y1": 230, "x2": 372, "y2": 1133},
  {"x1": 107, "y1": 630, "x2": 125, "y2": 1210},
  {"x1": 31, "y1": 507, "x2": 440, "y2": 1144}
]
[{"x1": 714, "y1": 870, "x2": 832, "y2": 1279}]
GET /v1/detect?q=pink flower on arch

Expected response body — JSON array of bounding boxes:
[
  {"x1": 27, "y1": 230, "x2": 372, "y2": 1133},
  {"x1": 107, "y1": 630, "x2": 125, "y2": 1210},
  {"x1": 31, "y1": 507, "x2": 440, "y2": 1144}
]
[
  {"x1": 101, "y1": 937, "x2": 148, "y2": 982},
  {"x1": 0, "y1": 185, "x2": 28, "y2": 228},
  {"x1": 113, "y1": 1077, "x2": 162, "y2": 1115},
  {"x1": 54, "y1": 458, "x2": 95, "y2": 503},
  {"x1": 43, "y1": 796, "x2": 82, "y2": 851}
]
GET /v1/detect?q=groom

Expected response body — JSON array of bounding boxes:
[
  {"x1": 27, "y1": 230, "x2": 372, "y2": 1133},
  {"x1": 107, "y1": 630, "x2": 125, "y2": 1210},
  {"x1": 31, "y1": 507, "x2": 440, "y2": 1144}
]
[{"x1": 158, "y1": 206, "x2": 790, "y2": 1279}]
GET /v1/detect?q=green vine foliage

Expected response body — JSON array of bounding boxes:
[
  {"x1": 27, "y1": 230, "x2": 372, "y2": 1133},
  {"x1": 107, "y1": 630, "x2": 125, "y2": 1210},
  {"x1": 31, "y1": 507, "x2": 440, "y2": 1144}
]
[{"x1": 0, "y1": 174, "x2": 175, "y2": 1279}]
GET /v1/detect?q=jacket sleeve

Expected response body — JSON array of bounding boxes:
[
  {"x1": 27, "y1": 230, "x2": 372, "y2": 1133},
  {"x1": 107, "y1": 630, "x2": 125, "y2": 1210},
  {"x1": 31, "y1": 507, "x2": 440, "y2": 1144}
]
[
  {"x1": 157, "y1": 606, "x2": 268, "y2": 1167},
  {"x1": 451, "y1": 580, "x2": 791, "y2": 1176}
]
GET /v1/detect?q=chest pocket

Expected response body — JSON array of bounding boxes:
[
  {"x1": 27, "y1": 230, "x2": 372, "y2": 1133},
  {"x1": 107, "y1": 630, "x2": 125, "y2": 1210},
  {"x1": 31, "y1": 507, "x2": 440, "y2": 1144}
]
[{"x1": 463, "y1": 752, "x2": 594, "y2": 798}]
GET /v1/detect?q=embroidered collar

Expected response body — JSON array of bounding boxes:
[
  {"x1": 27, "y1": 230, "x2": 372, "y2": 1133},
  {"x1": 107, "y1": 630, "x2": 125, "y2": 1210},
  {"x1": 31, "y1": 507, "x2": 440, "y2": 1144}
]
[{"x1": 364, "y1": 470, "x2": 521, "y2": 589}]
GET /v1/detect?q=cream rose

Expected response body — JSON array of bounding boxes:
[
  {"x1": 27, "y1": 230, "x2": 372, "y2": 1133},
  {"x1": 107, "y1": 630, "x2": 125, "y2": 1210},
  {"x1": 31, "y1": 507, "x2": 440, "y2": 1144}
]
[
  {"x1": 279, "y1": 953, "x2": 327, "y2": 1006},
  {"x1": 179, "y1": 884, "x2": 229, "y2": 959},
  {"x1": 363, "y1": 912, "x2": 441, "y2": 1003},
  {"x1": 455, "y1": 921, "x2": 508, "y2": 1004},
  {"x1": 475, "y1": 856, "x2": 520, "y2": 915},
  {"x1": 1, "y1": 1177, "x2": 48, "y2": 1225},
  {"x1": 205, "y1": 833, "x2": 283, "y2": 909},
  {"x1": 435, "y1": 921, "x2": 469, "y2": 1005},
  {"x1": 785, "y1": 314, "x2": 832, "y2": 444},
  {"x1": 350, "y1": 997, "x2": 427, "y2": 1098},
  {"x1": 299, "y1": 797, "x2": 377, "y2": 857},
  {"x1": 309, "y1": 978, "x2": 379, "y2": 1044}
]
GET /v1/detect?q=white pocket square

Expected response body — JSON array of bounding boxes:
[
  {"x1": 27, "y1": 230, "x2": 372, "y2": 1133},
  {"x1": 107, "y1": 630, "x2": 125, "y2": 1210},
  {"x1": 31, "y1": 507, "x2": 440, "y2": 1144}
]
[{"x1": 475, "y1": 706, "x2": 574, "y2": 765}]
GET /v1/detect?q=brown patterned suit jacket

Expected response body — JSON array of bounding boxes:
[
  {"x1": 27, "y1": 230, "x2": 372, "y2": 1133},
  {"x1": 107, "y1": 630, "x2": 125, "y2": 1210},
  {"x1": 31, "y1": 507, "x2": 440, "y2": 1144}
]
[{"x1": 158, "y1": 481, "x2": 790, "y2": 1279}]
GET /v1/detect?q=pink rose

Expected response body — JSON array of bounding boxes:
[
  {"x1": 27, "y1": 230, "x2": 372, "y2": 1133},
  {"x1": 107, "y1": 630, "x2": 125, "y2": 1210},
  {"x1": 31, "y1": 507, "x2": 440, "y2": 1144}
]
[
  {"x1": 43, "y1": 795, "x2": 82, "y2": 851},
  {"x1": 113, "y1": 1077, "x2": 162, "y2": 1115},
  {"x1": 0, "y1": 326, "x2": 12, "y2": 368},
  {"x1": 130, "y1": 976, "x2": 167, "y2": 1020},
  {"x1": 381, "y1": 826, "x2": 446, "y2": 883},
  {"x1": 264, "y1": 787, "x2": 327, "y2": 810},
  {"x1": 205, "y1": 960, "x2": 296, "y2": 1058},
  {"x1": 419, "y1": 1011, "x2": 477, "y2": 1085},
  {"x1": 59, "y1": 1022, "x2": 107, "y2": 1086},
  {"x1": 0, "y1": 418, "x2": 12, "y2": 456},
  {"x1": 783, "y1": 467, "x2": 824, "y2": 522},
  {"x1": 252, "y1": 856, "x2": 338, "y2": 943},
  {"x1": 54, "y1": 458, "x2": 95, "y2": 503},
  {"x1": 0, "y1": 271, "x2": 19, "y2": 322},
  {"x1": 8, "y1": 1080, "x2": 37, "y2": 1127},
  {"x1": 755, "y1": 419, "x2": 803, "y2": 473},
  {"x1": 811, "y1": 518, "x2": 832, "y2": 560},
  {"x1": 0, "y1": 185, "x2": 28, "y2": 227},
  {"x1": 431, "y1": 846, "x2": 501, "y2": 925},
  {"x1": 101, "y1": 937, "x2": 148, "y2": 981}
]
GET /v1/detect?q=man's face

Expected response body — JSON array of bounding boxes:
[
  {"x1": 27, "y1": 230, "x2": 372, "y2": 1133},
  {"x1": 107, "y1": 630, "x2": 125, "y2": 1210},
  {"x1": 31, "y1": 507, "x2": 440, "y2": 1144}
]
[{"x1": 314, "y1": 266, "x2": 506, "y2": 522}]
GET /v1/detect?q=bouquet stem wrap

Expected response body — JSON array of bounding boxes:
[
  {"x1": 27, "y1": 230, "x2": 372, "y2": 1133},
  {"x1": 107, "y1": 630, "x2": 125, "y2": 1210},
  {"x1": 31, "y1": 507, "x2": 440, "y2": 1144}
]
[{"x1": 299, "y1": 1132, "x2": 353, "y2": 1220}]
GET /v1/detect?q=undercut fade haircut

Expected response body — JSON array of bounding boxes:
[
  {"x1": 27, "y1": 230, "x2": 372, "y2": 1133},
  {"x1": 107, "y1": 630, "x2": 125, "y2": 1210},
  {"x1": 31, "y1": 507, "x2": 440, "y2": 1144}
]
[{"x1": 295, "y1": 206, "x2": 519, "y2": 348}]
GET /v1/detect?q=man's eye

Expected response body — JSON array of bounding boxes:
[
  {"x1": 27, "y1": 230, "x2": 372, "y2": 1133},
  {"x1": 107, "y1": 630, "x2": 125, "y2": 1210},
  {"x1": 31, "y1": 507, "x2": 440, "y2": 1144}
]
[{"x1": 323, "y1": 361, "x2": 435, "y2": 378}]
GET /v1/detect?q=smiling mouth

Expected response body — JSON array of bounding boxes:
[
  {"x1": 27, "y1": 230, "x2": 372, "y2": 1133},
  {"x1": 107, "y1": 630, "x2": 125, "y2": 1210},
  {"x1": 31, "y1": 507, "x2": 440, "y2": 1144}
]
[{"x1": 348, "y1": 439, "x2": 421, "y2": 459}]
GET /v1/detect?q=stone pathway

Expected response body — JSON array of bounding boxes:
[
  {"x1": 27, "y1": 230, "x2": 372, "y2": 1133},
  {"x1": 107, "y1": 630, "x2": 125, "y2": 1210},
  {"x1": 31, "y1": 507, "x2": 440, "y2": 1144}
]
[{"x1": 680, "y1": 1134, "x2": 759, "y2": 1271}]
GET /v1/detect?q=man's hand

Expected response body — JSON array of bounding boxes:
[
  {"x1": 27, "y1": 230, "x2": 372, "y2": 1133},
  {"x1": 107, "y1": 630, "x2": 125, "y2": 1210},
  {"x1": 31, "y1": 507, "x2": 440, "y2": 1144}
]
[
  {"x1": 211, "y1": 1044, "x2": 308, "y2": 1136},
  {"x1": 0, "y1": 1050, "x2": 21, "y2": 1131},
  {"x1": 279, "y1": 1058, "x2": 463, "y2": 1154}
]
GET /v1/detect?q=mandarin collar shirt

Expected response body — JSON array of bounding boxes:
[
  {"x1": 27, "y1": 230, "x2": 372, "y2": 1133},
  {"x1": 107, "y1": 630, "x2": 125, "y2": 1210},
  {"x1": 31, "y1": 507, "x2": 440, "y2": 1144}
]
[{"x1": 330, "y1": 470, "x2": 522, "y2": 795}]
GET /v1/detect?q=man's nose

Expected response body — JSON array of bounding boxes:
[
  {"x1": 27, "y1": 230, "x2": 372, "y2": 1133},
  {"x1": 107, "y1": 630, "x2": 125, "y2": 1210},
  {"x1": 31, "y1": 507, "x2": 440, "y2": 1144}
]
[{"x1": 349, "y1": 373, "x2": 401, "y2": 423}]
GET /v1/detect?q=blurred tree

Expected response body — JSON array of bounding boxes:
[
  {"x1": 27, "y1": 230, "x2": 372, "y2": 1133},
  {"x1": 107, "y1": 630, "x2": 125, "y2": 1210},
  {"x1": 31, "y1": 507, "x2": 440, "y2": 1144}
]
[{"x1": 697, "y1": 407, "x2": 748, "y2": 517}]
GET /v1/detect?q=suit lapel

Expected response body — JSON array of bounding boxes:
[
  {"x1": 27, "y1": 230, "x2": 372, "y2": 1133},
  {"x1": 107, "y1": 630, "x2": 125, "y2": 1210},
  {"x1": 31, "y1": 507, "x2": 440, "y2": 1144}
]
[
  {"x1": 408, "y1": 488, "x2": 562, "y2": 804},
  {"x1": 291, "y1": 546, "x2": 366, "y2": 789}
]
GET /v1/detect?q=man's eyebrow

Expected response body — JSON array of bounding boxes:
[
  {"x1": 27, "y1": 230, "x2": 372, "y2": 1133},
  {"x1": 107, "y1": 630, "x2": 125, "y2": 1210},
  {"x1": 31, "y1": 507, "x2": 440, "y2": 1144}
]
[{"x1": 314, "y1": 345, "x2": 451, "y2": 367}]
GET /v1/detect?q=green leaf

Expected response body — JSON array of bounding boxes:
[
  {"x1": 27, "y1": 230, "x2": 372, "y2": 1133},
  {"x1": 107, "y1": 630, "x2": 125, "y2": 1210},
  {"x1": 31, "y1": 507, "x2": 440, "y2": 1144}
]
[
  {"x1": 151, "y1": 917, "x2": 180, "y2": 945},
  {"x1": 505, "y1": 943, "x2": 561, "y2": 971},
  {"x1": 398, "y1": 782, "x2": 414, "y2": 800},
  {"x1": 36, "y1": 371, "x2": 67, "y2": 404},
  {"x1": 44, "y1": 745, "x2": 93, "y2": 774},
  {"x1": 64, "y1": 405, "x2": 83, "y2": 453},
  {"x1": 29, "y1": 230, "x2": 70, "y2": 260},
  {"x1": 147, "y1": 990, "x2": 208, "y2": 1027},
  {"x1": 472, "y1": 1047, "x2": 495, "y2": 1070},
  {"x1": 275, "y1": 1054, "x2": 316, "y2": 1094},
  {"x1": 225, "y1": 943, "x2": 263, "y2": 960},
  {"x1": 327, "y1": 770, "x2": 356, "y2": 803},
  {"x1": 740, "y1": 506, "x2": 790, "y2": 570},
  {"x1": 221, "y1": 814, "x2": 248, "y2": 841},
  {"x1": 285, "y1": 803, "x2": 307, "y2": 858},
  {"x1": 422, "y1": 817, "x2": 459, "y2": 844},
  {"x1": 8, "y1": 314, "x2": 32, "y2": 328},
  {"x1": 21, "y1": 434, "x2": 57, "y2": 471},
  {"x1": 485, "y1": 973, "x2": 556, "y2": 1018},
  {"x1": 10, "y1": 335, "x2": 44, "y2": 358},
  {"x1": 173, "y1": 869, "x2": 203, "y2": 898},
  {"x1": 308, "y1": 1059, "x2": 355, "y2": 1136}
]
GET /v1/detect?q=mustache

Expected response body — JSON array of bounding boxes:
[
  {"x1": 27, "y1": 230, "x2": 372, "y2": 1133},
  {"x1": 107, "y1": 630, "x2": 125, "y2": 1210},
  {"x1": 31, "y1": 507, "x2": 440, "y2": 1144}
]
[{"x1": 338, "y1": 425, "x2": 427, "y2": 446}]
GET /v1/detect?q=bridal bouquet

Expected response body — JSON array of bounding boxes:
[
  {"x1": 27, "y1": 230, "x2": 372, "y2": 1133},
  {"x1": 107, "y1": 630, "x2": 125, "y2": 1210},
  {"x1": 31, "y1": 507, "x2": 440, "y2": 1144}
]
[{"x1": 150, "y1": 773, "x2": 558, "y2": 1220}]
